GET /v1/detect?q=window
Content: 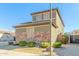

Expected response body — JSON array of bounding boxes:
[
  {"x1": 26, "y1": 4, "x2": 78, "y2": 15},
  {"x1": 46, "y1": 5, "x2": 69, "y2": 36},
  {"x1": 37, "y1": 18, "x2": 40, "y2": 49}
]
[
  {"x1": 32, "y1": 16, "x2": 36, "y2": 22},
  {"x1": 26, "y1": 27, "x2": 33, "y2": 38},
  {"x1": 43, "y1": 13, "x2": 50, "y2": 20},
  {"x1": 16, "y1": 28, "x2": 26, "y2": 33},
  {"x1": 32, "y1": 11, "x2": 56, "y2": 21},
  {"x1": 33, "y1": 14, "x2": 43, "y2": 22}
]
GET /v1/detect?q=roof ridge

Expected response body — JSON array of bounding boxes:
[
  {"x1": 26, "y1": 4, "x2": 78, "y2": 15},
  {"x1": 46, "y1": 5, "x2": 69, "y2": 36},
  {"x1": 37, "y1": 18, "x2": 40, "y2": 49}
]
[{"x1": 31, "y1": 8, "x2": 58, "y2": 15}]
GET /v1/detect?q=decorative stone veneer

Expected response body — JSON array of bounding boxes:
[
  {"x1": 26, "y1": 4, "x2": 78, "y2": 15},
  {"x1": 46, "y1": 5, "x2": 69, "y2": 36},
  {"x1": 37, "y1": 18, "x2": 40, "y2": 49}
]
[
  {"x1": 33, "y1": 32, "x2": 50, "y2": 42},
  {"x1": 15, "y1": 24, "x2": 50, "y2": 43},
  {"x1": 16, "y1": 32, "x2": 50, "y2": 43},
  {"x1": 34, "y1": 25, "x2": 50, "y2": 42},
  {"x1": 16, "y1": 32, "x2": 27, "y2": 42}
]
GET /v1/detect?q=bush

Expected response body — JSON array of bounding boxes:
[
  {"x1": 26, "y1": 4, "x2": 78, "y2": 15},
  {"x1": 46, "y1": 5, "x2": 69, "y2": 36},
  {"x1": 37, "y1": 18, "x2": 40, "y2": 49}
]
[
  {"x1": 60, "y1": 34, "x2": 68, "y2": 44},
  {"x1": 28, "y1": 41, "x2": 36, "y2": 47},
  {"x1": 40, "y1": 41, "x2": 50, "y2": 48},
  {"x1": 19, "y1": 41, "x2": 27, "y2": 46},
  {"x1": 57, "y1": 33, "x2": 69, "y2": 44},
  {"x1": 53, "y1": 42, "x2": 62, "y2": 48},
  {"x1": 60, "y1": 37, "x2": 68, "y2": 44}
]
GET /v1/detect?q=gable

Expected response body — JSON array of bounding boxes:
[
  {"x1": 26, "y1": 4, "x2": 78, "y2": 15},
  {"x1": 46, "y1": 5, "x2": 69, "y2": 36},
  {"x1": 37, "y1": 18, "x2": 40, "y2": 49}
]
[
  {"x1": 56, "y1": 10, "x2": 64, "y2": 33},
  {"x1": 56, "y1": 9, "x2": 65, "y2": 27}
]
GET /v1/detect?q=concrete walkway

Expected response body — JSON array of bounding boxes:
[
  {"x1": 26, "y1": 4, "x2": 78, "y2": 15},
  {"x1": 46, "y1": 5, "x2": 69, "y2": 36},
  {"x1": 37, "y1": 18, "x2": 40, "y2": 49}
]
[
  {"x1": 0, "y1": 49, "x2": 39, "y2": 56},
  {"x1": 54, "y1": 44, "x2": 79, "y2": 56}
]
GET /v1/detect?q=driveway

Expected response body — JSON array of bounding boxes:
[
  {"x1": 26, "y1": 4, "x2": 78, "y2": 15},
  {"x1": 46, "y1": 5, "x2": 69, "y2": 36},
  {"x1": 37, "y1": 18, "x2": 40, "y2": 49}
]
[{"x1": 54, "y1": 44, "x2": 79, "y2": 56}]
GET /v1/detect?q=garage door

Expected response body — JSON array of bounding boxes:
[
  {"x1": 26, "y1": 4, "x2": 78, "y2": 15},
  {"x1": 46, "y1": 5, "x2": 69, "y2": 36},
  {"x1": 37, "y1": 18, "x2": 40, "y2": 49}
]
[{"x1": 70, "y1": 35, "x2": 79, "y2": 43}]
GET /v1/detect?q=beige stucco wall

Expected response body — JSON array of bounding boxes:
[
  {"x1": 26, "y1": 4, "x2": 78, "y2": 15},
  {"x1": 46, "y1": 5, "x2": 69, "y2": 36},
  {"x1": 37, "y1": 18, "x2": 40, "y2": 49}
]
[
  {"x1": 51, "y1": 25, "x2": 57, "y2": 42},
  {"x1": 34, "y1": 24, "x2": 50, "y2": 33},
  {"x1": 56, "y1": 11, "x2": 64, "y2": 34},
  {"x1": 51, "y1": 10, "x2": 64, "y2": 42}
]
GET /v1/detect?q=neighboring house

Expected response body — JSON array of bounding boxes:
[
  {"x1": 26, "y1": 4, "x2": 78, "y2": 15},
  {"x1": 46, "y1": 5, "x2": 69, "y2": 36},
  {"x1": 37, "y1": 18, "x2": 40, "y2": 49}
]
[
  {"x1": 14, "y1": 8, "x2": 64, "y2": 43},
  {"x1": 0, "y1": 30, "x2": 15, "y2": 45},
  {"x1": 0, "y1": 33, "x2": 14, "y2": 42},
  {"x1": 69, "y1": 29, "x2": 79, "y2": 43}
]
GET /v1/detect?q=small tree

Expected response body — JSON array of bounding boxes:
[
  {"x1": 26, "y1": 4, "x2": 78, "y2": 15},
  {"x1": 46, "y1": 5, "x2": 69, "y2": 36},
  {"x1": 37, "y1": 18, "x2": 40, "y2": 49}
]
[{"x1": 61, "y1": 33, "x2": 69, "y2": 44}]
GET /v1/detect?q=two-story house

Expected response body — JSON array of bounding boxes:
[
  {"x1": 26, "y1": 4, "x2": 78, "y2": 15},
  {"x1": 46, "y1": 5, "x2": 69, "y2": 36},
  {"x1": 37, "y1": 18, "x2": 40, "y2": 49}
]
[{"x1": 14, "y1": 8, "x2": 64, "y2": 43}]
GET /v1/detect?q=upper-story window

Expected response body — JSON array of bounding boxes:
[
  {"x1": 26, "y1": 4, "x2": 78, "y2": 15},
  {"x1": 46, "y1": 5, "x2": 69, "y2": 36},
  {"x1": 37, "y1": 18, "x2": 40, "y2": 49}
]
[
  {"x1": 32, "y1": 14, "x2": 42, "y2": 22},
  {"x1": 36, "y1": 14, "x2": 42, "y2": 21},
  {"x1": 33, "y1": 16, "x2": 36, "y2": 22},
  {"x1": 32, "y1": 11, "x2": 56, "y2": 22},
  {"x1": 43, "y1": 13, "x2": 49, "y2": 20}
]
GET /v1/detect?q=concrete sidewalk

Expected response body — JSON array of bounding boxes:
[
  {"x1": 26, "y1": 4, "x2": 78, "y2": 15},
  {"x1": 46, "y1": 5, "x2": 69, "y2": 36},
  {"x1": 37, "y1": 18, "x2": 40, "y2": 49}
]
[{"x1": 0, "y1": 49, "x2": 39, "y2": 56}]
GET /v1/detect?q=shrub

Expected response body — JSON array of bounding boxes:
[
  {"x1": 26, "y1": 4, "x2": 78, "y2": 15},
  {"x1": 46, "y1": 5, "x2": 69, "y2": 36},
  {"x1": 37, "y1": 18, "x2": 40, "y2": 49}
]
[
  {"x1": 60, "y1": 36, "x2": 68, "y2": 44},
  {"x1": 19, "y1": 41, "x2": 27, "y2": 46},
  {"x1": 40, "y1": 41, "x2": 50, "y2": 48},
  {"x1": 60, "y1": 34, "x2": 68, "y2": 44},
  {"x1": 63, "y1": 33, "x2": 69, "y2": 44},
  {"x1": 58, "y1": 33, "x2": 69, "y2": 44},
  {"x1": 53, "y1": 42, "x2": 62, "y2": 48},
  {"x1": 28, "y1": 41, "x2": 36, "y2": 47}
]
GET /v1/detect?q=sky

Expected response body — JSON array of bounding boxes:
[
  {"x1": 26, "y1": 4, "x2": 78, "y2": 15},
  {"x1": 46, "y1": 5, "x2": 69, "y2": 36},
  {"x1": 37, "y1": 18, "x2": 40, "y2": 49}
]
[{"x1": 0, "y1": 3, "x2": 79, "y2": 32}]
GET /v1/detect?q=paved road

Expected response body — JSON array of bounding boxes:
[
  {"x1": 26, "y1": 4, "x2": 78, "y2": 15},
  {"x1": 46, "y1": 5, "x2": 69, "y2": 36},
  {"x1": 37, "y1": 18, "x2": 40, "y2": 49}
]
[{"x1": 54, "y1": 44, "x2": 79, "y2": 56}]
